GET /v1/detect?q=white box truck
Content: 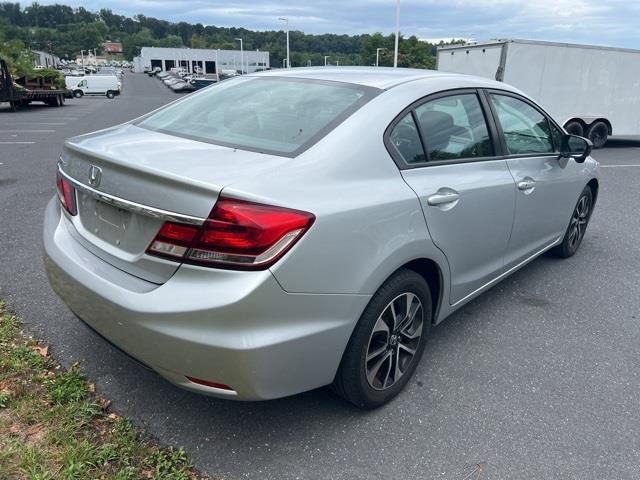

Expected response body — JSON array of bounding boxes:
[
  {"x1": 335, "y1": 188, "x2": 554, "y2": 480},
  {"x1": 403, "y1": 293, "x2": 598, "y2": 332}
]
[{"x1": 436, "y1": 39, "x2": 640, "y2": 147}]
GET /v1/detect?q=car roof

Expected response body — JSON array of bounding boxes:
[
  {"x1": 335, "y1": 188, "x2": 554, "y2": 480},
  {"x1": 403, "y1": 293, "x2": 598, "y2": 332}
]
[{"x1": 250, "y1": 66, "x2": 509, "y2": 90}]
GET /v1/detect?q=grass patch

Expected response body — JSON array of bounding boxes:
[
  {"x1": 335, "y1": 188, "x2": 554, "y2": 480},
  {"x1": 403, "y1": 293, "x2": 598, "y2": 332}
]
[{"x1": 0, "y1": 301, "x2": 207, "y2": 479}]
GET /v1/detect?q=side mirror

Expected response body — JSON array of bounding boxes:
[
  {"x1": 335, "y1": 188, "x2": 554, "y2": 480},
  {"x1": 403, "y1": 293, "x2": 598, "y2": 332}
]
[{"x1": 560, "y1": 134, "x2": 592, "y2": 163}]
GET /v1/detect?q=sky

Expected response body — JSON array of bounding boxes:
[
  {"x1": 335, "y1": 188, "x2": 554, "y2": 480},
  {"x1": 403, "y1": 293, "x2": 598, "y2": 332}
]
[{"x1": 36, "y1": 0, "x2": 640, "y2": 49}]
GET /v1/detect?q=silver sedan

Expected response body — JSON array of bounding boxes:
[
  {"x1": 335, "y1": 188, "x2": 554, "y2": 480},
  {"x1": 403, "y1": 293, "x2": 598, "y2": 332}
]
[{"x1": 44, "y1": 68, "x2": 599, "y2": 408}]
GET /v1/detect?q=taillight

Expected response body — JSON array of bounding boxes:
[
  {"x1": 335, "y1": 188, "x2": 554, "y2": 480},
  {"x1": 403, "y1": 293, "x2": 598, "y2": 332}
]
[
  {"x1": 147, "y1": 196, "x2": 315, "y2": 270},
  {"x1": 56, "y1": 171, "x2": 77, "y2": 216},
  {"x1": 186, "y1": 376, "x2": 234, "y2": 391}
]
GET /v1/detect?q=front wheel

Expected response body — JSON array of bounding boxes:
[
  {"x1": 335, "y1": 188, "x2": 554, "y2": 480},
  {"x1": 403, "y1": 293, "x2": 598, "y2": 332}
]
[
  {"x1": 552, "y1": 186, "x2": 593, "y2": 258},
  {"x1": 73, "y1": 90, "x2": 83, "y2": 98},
  {"x1": 333, "y1": 269, "x2": 432, "y2": 409}
]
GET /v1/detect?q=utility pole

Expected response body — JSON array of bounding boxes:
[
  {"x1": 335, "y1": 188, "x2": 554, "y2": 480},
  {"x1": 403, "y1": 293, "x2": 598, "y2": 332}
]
[
  {"x1": 376, "y1": 48, "x2": 386, "y2": 67},
  {"x1": 235, "y1": 38, "x2": 244, "y2": 74},
  {"x1": 80, "y1": 50, "x2": 85, "y2": 72},
  {"x1": 394, "y1": 0, "x2": 400, "y2": 68},
  {"x1": 324, "y1": 55, "x2": 330, "y2": 66},
  {"x1": 278, "y1": 17, "x2": 290, "y2": 68}
]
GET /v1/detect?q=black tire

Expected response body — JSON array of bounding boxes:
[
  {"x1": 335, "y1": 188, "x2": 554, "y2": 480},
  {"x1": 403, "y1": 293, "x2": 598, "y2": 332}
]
[
  {"x1": 564, "y1": 120, "x2": 584, "y2": 137},
  {"x1": 333, "y1": 269, "x2": 432, "y2": 409},
  {"x1": 73, "y1": 90, "x2": 83, "y2": 98},
  {"x1": 552, "y1": 186, "x2": 593, "y2": 258},
  {"x1": 106, "y1": 91, "x2": 115, "y2": 99},
  {"x1": 586, "y1": 121, "x2": 608, "y2": 149}
]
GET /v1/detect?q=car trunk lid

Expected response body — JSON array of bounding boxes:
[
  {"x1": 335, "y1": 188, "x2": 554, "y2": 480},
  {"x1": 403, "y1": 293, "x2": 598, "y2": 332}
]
[{"x1": 60, "y1": 124, "x2": 291, "y2": 284}]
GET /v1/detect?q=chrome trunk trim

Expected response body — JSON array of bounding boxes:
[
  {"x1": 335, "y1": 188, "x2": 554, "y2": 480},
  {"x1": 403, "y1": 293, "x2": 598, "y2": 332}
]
[{"x1": 57, "y1": 165, "x2": 206, "y2": 226}]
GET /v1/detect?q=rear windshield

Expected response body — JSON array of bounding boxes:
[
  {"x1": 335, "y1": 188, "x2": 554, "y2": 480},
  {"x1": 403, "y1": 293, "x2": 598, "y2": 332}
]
[{"x1": 136, "y1": 77, "x2": 378, "y2": 156}]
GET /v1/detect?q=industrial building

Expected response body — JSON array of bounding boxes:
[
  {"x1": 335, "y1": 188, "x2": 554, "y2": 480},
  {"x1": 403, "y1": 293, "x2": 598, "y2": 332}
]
[
  {"x1": 32, "y1": 50, "x2": 61, "y2": 68},
  {"x1": 132, "y1": 47, "x2": 270, "y2": 74}
]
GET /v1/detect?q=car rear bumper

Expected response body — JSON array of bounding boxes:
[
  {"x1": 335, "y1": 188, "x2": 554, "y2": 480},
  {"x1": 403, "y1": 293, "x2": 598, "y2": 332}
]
[{"x1": 43, "y1": 198, "x2": 370, "y2": 400}]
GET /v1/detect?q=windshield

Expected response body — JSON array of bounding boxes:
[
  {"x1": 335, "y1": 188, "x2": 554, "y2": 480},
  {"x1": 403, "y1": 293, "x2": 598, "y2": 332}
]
[{"x1": 136, "y1": 77, "x2": 378, "y2": 156}]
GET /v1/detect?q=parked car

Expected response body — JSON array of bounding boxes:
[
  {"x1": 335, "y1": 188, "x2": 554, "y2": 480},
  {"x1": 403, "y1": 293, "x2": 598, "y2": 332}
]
[
  {"x1": 191, "y1": 78, "x2": 217, "y2": 90},
  {"x1": 70, "y1": 75, "x2": 120, "y2": 99},
  {"x1": 163, "y1": 77, "x2": 181, "y2": 86},
  {"x1": 44, "y1": 68, "x2": 599, "y2": 408},
  {"x1": 170, "y1": 81, "x2": 195, "y2": 93}
]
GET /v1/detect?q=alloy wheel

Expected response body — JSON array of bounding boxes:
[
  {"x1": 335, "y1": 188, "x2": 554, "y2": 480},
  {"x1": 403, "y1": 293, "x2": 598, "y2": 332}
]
[
  {"x1": 365, "y1": 292, "x2": 424, "y2": 391},
  {"x1": 568, "y1": 194, "x2": 591, "y2": 250}
]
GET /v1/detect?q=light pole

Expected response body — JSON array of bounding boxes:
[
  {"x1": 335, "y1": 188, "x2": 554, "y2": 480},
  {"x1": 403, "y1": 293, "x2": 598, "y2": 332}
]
[
  {"x1": 80, "y1": 49, "x2": 85, "y2": 71},
  {"x1": 324, "y1": 55, "x2": 329, "y2": 66},
  {"x1": 278, "y1": 17, "x2": 290, "y2": 68},
  {"x1": 235, "y1": 38, "x2": 244, "y2": 74},
  {"x1": 393, "y1": 0, "x2": 400, "y2": 68},
  {"x1": 376, "y1": 47, "x2": 386, "y2": 67}
]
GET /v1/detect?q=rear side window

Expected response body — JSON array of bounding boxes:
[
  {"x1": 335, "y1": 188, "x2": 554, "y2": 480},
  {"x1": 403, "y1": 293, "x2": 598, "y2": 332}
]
[
  {"x1": 389, "y1": 113, "x2": 426, "y2": 164},
  {"x1": 415, "y1": 94, "x2": 494, "y2": 160},
  {"x1": 490, "y1": 94, "x2": 554, "y2": 154},
  {"x1": 137, "y1": 77, "x2": 378, "y2": 157}
]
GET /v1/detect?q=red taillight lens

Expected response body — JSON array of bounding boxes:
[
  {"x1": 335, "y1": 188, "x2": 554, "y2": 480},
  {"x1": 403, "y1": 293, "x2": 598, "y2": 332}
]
[
  {"x1": 186, "y1": 376, "x2": 234, "y2": 391},
  {"x1": 146, "y1": 197, "x2": 315, "y2": 270},
  {"x1": 56, "y1": 171, "x2": 77, "y2": 216}
]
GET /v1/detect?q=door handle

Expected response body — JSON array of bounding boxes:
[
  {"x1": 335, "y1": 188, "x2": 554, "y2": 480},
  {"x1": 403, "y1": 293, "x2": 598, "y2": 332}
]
[
  {"x1": 517, "y1": 179, "x2": 536, "y2": 191},
  {"x1": 427, "y1": 191, "x2": 460, "y2": 206}
]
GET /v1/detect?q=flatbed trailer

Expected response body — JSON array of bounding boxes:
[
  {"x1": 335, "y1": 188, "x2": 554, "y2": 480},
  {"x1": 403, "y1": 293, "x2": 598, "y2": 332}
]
[{"x1": 0, "y1": 59, "x2": 68, "y2": 111}]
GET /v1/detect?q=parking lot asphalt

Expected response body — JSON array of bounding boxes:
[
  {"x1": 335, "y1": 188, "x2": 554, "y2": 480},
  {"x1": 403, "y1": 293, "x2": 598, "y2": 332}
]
[{"x1": 1, "y1": 73, "x2": 639, "y2": 480}]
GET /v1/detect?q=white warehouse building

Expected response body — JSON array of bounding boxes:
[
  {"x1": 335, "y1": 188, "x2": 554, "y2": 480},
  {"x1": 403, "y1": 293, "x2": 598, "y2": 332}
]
[{"x1": 133, "y1": 46, "x2": 269, "y2": 74}]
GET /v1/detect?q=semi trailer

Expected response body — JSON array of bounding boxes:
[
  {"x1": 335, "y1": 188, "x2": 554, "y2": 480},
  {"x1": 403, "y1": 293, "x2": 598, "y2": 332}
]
[{"x1": 437, "y1": 39, "x2": 640, "y2": 147}]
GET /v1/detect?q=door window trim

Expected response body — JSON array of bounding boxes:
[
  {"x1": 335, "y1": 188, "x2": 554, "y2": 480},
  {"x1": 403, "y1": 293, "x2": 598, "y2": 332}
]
[
  {"x1": 384, "y1": 88, "x2": 504, "y2": 170},
  {"x1": 481, "y1": 88, "x2": 565, "y2": 158}
]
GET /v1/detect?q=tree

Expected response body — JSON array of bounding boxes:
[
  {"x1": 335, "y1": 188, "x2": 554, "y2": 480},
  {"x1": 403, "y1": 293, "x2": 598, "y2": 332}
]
[
  {"x1": 190, "y1": 33, "x2": 207, "y2": 49},
  {"x1": 0, "y1": 2, "x2": 462, "y2": 67}
]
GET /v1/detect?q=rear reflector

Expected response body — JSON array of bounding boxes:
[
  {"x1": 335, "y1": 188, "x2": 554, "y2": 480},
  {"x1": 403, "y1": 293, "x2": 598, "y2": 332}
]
[
  {"x1": 186, "y1": 376, "x2": 234, "y2": 391},
  {"x1": 56, "y1": 171, "x2": 77, "y2": 216},
  {"x1": 146, "y1": 196, "x2": 315, "y2": 270}
]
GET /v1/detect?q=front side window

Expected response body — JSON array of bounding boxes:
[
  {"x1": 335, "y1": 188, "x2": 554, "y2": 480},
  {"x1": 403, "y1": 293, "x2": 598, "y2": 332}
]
[
  {"x1": 490, "y1": 94, "x2": 554, "y2": 155},
  {"x1": 415, "y1": 94, "x2": 494, "y2": 161},
  {"x1": 137, "y1": 77, "x2": 377, "y2": 156}
]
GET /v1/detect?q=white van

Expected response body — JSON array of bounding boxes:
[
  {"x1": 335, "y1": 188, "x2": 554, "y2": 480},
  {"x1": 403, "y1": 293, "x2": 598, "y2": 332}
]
[
  {"x1": 64, "y1": 76, "x2": 84, "y2": 98},
  {"x1": 71, "y1": 75, "x2": 120, "y2": 99}
]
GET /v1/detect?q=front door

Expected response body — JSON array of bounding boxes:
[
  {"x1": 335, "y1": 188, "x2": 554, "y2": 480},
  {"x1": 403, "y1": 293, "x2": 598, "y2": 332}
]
[
  {"x1": 486, "y1": 92, "x2": 584, "y2": 267},
  {"x1": 389, "y1": 91, "x2": 516, "y2": 304}
]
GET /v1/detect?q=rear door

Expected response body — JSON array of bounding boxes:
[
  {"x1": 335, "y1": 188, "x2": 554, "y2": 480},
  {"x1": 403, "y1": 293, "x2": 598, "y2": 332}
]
[
  {"x1": 484, "y1": 90, "x2": 583, "y2": 268},
  {"x1": 389, "y1": 90, "x2": 516, "y2": 305}
]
